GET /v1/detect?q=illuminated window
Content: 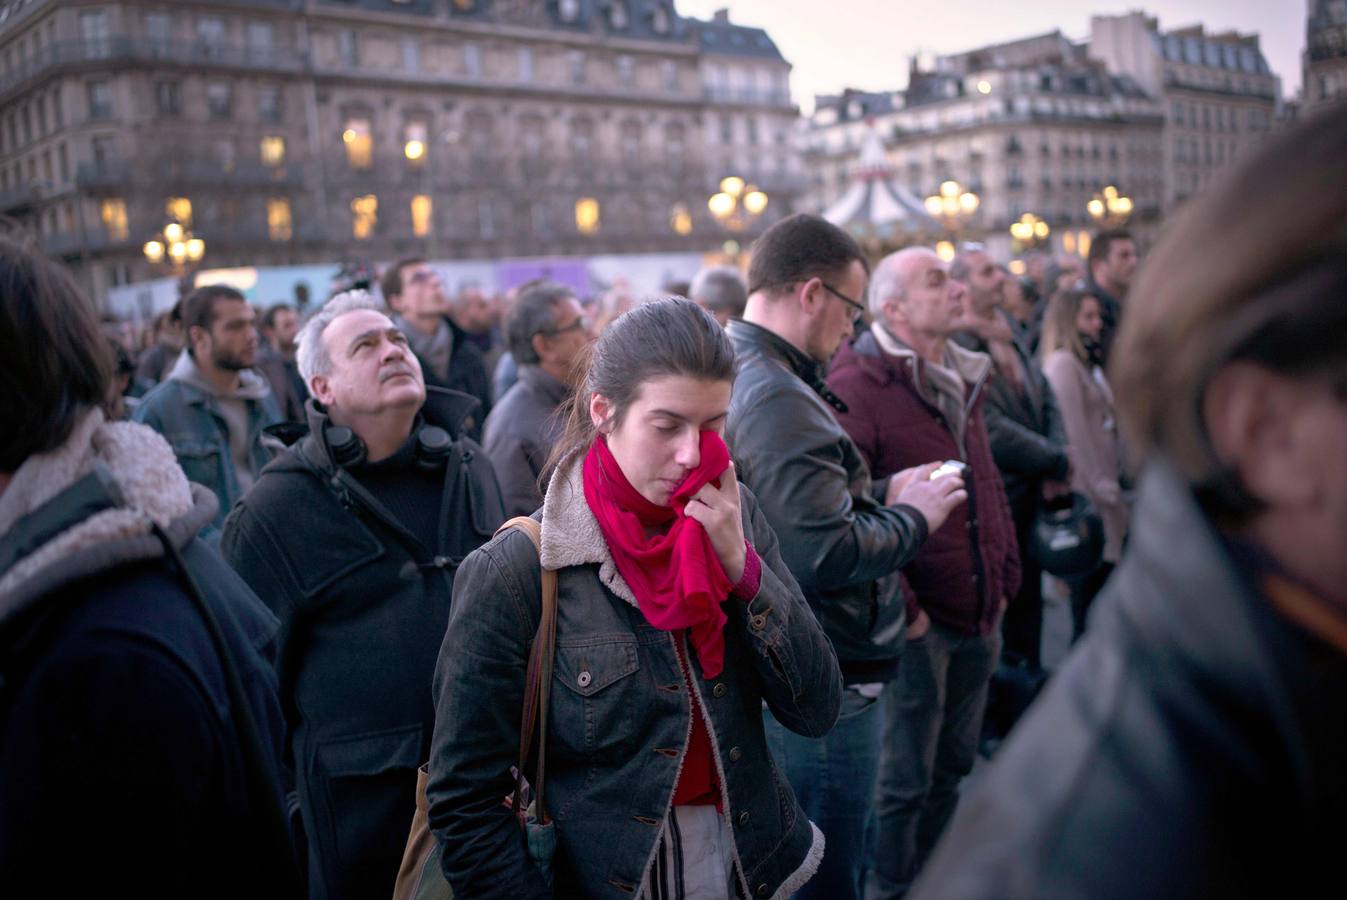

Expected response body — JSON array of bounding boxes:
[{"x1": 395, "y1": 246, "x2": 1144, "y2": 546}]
[
  {"x1": 411, "y1": 194, "x2": 432, "y2": 237},
  {"x1": 260, "y1": 135, "x2": 285, "y2": 167},
  {"x1": 100, "y1": 198, "x2": 128, "y2": 241},
  {"x1": 165, "y1": 196, "x2": 192, "y2": 226},
  {"x1": 343, "y1": 117, "x2": 372, "y2": 169},
  {"x1": 575, "y1": 197, "x2": 599, "y2": 235},
  {"x1": 351, "y1": 194, "x2": 377, "y2": 240},
  {"x1": 267, "y1": 198, "x2": 292, "y2": 241},
  {"x1": 403, "y1": 121, "x2": 427, "y2": 165}
]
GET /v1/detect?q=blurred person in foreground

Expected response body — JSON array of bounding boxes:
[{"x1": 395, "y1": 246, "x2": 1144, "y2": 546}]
[
  {"x1": 912, "y1": 103, "x2": 1347, "y2": 900},
  {"x1": 482, "y1": 281, "x2": 592, "y2": 518},
  {"x1": 0, "y1": 235, "x2": 298, "y2": 897}
]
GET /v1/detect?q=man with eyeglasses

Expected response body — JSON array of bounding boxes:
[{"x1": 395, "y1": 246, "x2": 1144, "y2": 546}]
[
  {"x1": 828, "y1": 245, "x2": 1020, "y2": 898},
  {"x1": 482, "y1": 281, "x2": 593, "y2": 517},
  {"x1": 382, "y1": 258, "x2": 492, "y2": 440},
  {"x1": 726, "y1": 214, "x2": 966, "y2": 900}
]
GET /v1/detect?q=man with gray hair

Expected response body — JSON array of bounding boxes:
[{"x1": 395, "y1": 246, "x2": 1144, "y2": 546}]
[
  {"x1": 689, "y1": 264, "x2": 748, "y2": 325},
  {"x1": 482, "y1": 281, "x2": 592, "y2": 517},
  {"x1": 222, "y1": 291, "x2": 505, "y2": 900}
]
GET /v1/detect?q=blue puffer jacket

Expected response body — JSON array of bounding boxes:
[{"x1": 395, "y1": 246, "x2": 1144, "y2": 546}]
[{"x1": 426, "y1": 454, "x2": 843, "y2": 899}]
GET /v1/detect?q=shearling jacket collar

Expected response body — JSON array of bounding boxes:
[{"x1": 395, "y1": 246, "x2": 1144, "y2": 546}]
[
  {"x1": 538, "y1": 449, "x2": 640, "y2": 608},
  {"x1": 0, "y1": 407, "x2": 215, "y2": 624}
]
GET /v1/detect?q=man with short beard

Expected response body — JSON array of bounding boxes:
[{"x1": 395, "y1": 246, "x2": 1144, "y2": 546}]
[{"x1": 134, "y1": 284, "x2": 280, "y2": 538}]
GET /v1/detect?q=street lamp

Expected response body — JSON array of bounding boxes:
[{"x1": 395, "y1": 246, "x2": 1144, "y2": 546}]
[
  {"x1": 924, "y1": 179, "x2": 980, "y2": 233},
  {"x1": 1087, "y1": 185, "x2": 1133, "y2": 228},
  {"x1": 143, "y1": 219, "x2": 205, "y2": 269},
  {"x1": 708, "y1": 176, "x2": 769, "y2": 232},
  {"x1": 1009, "y1": 212, "x2": 1050, "y2": 250}
]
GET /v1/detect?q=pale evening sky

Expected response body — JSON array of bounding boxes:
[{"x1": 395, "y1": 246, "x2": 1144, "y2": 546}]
[{"x1": 676, "y1": 0, "x2": 1306, "y2": 111}]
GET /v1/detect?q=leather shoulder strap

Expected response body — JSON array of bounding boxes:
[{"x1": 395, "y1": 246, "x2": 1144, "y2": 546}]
[{"x1": 495, "y1": 516, "x2": 557, "y2": 826}]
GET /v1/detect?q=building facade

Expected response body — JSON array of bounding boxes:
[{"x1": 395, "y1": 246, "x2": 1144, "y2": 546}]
[
  {"x1": 1088, "y1": 12, "x2": 1281, "y2": 208},
  {"x1": 804, "y1": 31, "x2": 1165, "y2": 261},
  {"x1": 1304, "y1": 0, "x2": 1347, "y2": 112},
  {"x1": 0, "y1": 0, "x2": 799, "y2": 302}
]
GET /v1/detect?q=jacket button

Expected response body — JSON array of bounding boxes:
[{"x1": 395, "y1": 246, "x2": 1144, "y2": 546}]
[
  {"x1": 738, "y1": 811, "x2": 750, "y2": 826},
  {"x1": 712, "y1": 683, "x2": 727, "y2": 698},
  {"x1": 729, "y1": 746, "x2": 742, "y2": 762},
  {"x1": 757, "y1": 885, "x2": 770, "y2": 897},
  {"x1": 750, "y1": 614, "x2": 767, "y2": 630},
  {"x1": 577, "y1": 670, "x2": 592, "y2": 688}
]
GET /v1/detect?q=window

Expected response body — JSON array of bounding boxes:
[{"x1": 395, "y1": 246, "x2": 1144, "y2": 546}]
[
  {"x1": 402, "y1": 37, "x2": 419, "y2": 72},
  {"x1": 247, "y1": 22, "x2": 274, "y2": 62},
  {"x1": 197, "y1": 16, "x2": 225, "y2": 58},
  {"x1": 206, "y1": 82, "x2": 232, "y2": 119},
  {"x1": 411, "y1": 194, "x2": 432, "y2": 237},
  {"x1": 155, "y1": 81, "x2": 180, "y2": 116},
  {"x1": 337, "y1": 30, "x2": 358, "y2": 67},
  {"x1": 351, "y1": 194, "x2": 377, "y2": 239},
  {"x1": 52, "y1": 88, "x2": 62, "y2": 127},
  {"x1": 92, "y1": 135, "x2": 116, "y2": 171},
  {"x1": 747, "y1": 117, "x2": 758, "y2": 145},
  {"x1": 568, "y1": 50, "x2": 585, "y2": 85},
  {"x1": 100, "y1": 198, "x2": 128, "y2": 241},
  {"x1": 35, "y1": 96, "x2": 46, "y2": 135},
  {"x1": 165, "y1": 197, "x2": 192, "y2": 225},
  {"x1": 257, "y1": 86, "x2": 282, "y2": 122},
  {"x1": 87, "y1": 81, "x2": 112, "y2": 119},
  {"x1": 575, "y1": 197, "x2": 599, "y2": 235},
  {"x1": 267, "y1": 198, "x2": 292, "y2": 241},
  {"x1": 720, "y1": 116, "x2": 732, "y2": 143},
  {"x1": 343, "y1": 117, "x2": 373, "y2": 169},
  {"x1": 662, "y1": 60, "x2": 677, "y2": 92},
  {"x1": 217, "y1": 140, "x2": 236, "y2": 173},
  {"x1": 146, "y1": 12, "x2": 172, "y2": 54},
  {"x1": 58, "y1": 142, "x2": 68, "y2": 182},
  {"x1": 79, "y1": 10, "x2": 109, "y2": 57},
  {"x1": 617, "y1": 55, "x2": 634, "y2": 88},
  {"x1": 260, "y1": 135, "x2": 285, "y2": 167},
  {"x1": 403, "y1": 121, "x2": 428, "y2": 165},
  {"x1": 518, "y1": 47, "x2": 533, "y2": 83},
  {"x1": 464, "y1": 43, "x2": 480, "y2": 79}
]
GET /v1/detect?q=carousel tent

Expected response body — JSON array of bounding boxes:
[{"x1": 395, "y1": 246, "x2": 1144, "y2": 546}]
[{"x1": 823, "y1": 127, "x2": 940, "y2": 239}]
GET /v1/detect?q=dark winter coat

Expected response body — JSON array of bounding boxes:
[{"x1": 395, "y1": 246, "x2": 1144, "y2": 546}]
[
  {"x1": 482, "y1": 364, "x2": 569, "y2": 518},
  {"x1": 725, "y1": 319, "x2": 929, "y2": 685},
  {"x1": 828, "y1": 331, "x2": 1020, "y2": 635},
  {"x1": 411, "y1": 315, "x2": 493, "y2": 442},
  {"x1": 0, "y1": 411, "x2": 295, "y2": 898},
  {"x1": 953, "y1": 317, "x2": 1069, "y2": 524},
  {"x1": 426, "y1": 455, "x2": 842, "y2": 899},
  {"x1": 221, "y1": 388, "x2": 505, "y2": 900},
  {"x1": 911, "y1": 460, "x2": 1347, "y2": 899}
]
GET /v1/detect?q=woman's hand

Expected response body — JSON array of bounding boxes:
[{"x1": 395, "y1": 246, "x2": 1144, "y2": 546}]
[{"x1": 685, "y1": 462, "x2": 747, "y2": 583}]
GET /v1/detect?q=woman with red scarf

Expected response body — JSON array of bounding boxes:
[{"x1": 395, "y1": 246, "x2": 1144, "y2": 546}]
[{"x1": 427, "y1": 298, "x2": 843, "y2": 899}]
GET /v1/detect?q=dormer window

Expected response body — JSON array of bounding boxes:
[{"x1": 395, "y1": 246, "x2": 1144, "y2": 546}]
[
  {"x1": 651, "y1": 6, "x2": 670, "y2": 34},
  {"x1": 558, "y1": 0, "x2": 580, "y2": 22},
  {"x1": 608, "y1": 1, "x2": 628, "y2": 29}
]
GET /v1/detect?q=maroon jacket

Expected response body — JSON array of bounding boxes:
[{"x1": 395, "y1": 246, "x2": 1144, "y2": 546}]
[{"x1": 828, "y1": 330, "x2": 1020, "y2": 636}]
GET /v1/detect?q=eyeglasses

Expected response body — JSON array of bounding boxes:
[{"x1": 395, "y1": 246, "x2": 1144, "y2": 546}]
[
  {"x1": 820, "y1": 281, "x2": 866, "y2": 323},
  {"x1": 541, "y1": 315, "x2": 591, "y2": 337}
]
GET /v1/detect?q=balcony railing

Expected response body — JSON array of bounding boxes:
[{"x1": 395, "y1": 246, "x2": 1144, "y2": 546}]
[
  {"x1": 703, "y1": 86, "x2": 794, "y2": 108},
  {"x1": 76, "y1": 161, "x2": 303, "y2": 190},
  {"x1": 0, "y1": 37, "x2": 308, "y2": 97}
]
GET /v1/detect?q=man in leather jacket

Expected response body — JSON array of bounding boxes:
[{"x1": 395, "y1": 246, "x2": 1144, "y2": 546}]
[
  {"x1": 222, "y1": 292, "x2": 505, "y2": 900},
  {"x1": 726, "y1": 214, "x2": 966, "y2": 900}
]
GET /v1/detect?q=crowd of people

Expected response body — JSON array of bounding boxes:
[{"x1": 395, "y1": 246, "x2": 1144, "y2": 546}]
[{"x1": 0, "y1": 105, "x2": 1344, "y2": 900}]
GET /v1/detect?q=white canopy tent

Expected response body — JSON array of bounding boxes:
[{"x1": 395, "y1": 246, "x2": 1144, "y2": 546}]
[{"x1": 822, "y1": 127, "x2": 940, "y2": 241}]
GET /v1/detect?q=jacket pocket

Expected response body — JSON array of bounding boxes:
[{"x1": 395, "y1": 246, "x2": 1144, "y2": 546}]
[
  {"x1": 169, "y1": 438, "x2": 223, "y2": 493},
  {"x1": 551, "y1": 636, "x2": 641, "y2": 762},
  {"x1": 312, "y1": 723, "x2": 424, "y2": 896}
]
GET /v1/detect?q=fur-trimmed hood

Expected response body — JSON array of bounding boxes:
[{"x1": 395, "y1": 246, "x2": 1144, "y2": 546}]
[
  {"x1": 0, "y1": 407, "x2": 216, "y2": 625},
  {"x1": 537, "y1": 451, "x2": 641, "y2": 608}
]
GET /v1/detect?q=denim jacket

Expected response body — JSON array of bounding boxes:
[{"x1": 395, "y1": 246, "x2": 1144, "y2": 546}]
[
  {"x1": 426, "y1": 454, "x2": 843, "y2": 899},
  {"x1": 134, "y1": 357, "x2": 280, "y2": 537}
]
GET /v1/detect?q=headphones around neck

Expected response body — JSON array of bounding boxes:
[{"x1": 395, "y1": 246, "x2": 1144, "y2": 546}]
[{"x1": 324, "y1": 421, "x2": 454, "y2": 472}]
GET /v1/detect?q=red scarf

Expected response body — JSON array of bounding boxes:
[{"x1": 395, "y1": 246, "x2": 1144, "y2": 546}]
[{"x1": 582, "y1": 432, "x2": 733, "y2": 678}]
